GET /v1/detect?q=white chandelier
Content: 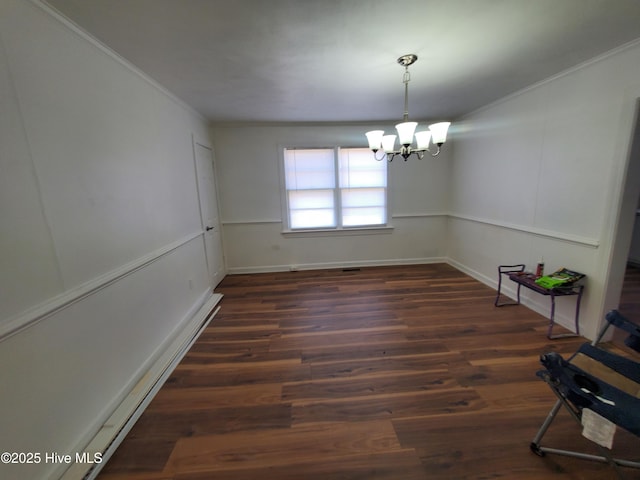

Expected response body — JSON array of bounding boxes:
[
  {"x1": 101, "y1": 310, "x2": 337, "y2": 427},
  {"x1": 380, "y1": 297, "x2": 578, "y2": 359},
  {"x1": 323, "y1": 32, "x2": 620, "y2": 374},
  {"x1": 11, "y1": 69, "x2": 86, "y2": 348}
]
[{"x1": 365, "y1": 54, "x2": 450, "y2": 161}]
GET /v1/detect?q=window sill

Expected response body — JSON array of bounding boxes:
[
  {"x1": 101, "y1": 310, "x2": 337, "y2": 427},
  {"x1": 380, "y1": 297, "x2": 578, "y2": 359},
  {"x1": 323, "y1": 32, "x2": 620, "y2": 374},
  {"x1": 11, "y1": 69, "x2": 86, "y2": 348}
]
[{"x1": 281, "y1": 225, "x2": 394, "y2": 238}]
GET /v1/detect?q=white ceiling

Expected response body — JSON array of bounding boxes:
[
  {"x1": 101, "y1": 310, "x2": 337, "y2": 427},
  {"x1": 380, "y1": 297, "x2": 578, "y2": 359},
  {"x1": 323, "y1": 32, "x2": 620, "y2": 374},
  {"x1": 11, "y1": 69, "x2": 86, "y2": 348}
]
[{"x1": 44, "y1": 0, "x2": 640, "y2": 124}]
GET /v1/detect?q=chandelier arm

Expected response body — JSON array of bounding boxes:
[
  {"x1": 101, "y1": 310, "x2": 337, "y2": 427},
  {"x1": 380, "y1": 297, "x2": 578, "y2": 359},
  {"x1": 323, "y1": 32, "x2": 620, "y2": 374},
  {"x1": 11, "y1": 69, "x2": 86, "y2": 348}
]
[{"x1": 373, "y1": 149, "x2": 387, "y2": 161}]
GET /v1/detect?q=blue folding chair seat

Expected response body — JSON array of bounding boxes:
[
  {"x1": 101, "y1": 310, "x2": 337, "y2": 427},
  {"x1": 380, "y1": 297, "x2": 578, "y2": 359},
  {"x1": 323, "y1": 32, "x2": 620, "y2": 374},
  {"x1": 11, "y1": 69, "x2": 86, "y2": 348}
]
[{"x1": 531, "y1": 310, "x2": 640, "y2": 478}]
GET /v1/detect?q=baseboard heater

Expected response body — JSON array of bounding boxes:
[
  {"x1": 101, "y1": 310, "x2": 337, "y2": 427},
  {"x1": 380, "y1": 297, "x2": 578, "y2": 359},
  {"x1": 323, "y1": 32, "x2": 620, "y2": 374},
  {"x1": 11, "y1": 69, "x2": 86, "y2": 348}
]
[{"x1": 60, "y1": 293, "x2": 223, "y2": 480}]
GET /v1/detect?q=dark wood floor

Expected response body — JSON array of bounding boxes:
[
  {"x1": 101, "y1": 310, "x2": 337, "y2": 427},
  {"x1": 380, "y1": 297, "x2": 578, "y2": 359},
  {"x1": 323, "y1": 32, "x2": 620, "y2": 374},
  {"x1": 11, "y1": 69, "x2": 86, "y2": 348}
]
[{"x1": 97, "y1": 263, "x2": 639, "y2": 480}]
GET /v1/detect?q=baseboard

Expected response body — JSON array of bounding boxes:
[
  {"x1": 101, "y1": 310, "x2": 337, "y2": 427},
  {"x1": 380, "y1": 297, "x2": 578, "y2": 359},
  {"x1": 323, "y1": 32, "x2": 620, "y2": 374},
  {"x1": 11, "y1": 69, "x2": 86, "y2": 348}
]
[
  {"x1": 447, "y1": 259, "x2": 498, "y2": 290},
  {"x1": 446, "y1": 258, "x2": 576, "y2": 333},
  {"x1": 58, "y1": 292, "x2": 222, "y2": 480},
  {"x1": 226, "y1": 257, "x2": 447, "y2": 275}
]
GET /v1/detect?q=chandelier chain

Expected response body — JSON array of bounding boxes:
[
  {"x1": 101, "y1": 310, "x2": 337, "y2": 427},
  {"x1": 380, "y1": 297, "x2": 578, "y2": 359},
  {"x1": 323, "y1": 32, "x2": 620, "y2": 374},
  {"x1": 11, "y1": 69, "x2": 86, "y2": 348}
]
[{"x1": 403, "y1": 66, "x2": 411, "y2": 122}]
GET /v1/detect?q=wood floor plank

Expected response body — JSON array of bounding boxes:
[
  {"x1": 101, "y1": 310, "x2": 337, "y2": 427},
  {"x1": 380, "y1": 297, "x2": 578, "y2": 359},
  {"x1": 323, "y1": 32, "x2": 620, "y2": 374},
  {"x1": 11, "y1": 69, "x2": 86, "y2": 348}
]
[
  {"x1": 180, "y1": 347, "x2": 297, "y2": 365},
  {"x1": 299, "y1": 337, "x2": 450, "y2": 364},
  {"x1": 473, "y1": 381, "x2": 563, "y2": 410},
  {"x1": 96, "y1": 263, "x2": 640, "y2": 480},
  {"x1": 308, "y1": 351, "x2": 468, "y2": 380},
  {"x1": 165, "y1": 360, "x2": 311, "y2": 388},
  {"x1": 147, "y1": 384, "x2": 283, "y2": 411},
  {"x1": 163, "y1": 420, "x2": 406, "y2": 475},
  {"x1": 172, "y1": 450, "x2": 428, "y2": 480},
  {"x1": 461, "y1": 339, "x2": 585, "y2": 364},
  {"x1": 122, "y1": 403, "x2": 292, "y2": 439},
  {"x1": 291, "y1": 387, "x2": 487, "y2": 424},
  {"x1": 269, "y1": 327, "x2": 409, "y2": 351},
  {"x1": 97, "y1": 438, "x2": 176, "y2": 476},
  {"x1": 282, "y1": 370, "x2": 455, "y2": 403},
  {"x1": 181, "y1": 338, "x2": 271, "y2": 361},
  {"x1": 449, "y1": 357, "x2": 543, "y2": 387},
  {"x1": 277, "y1": 311, "x2": 405, "y2": 333}
]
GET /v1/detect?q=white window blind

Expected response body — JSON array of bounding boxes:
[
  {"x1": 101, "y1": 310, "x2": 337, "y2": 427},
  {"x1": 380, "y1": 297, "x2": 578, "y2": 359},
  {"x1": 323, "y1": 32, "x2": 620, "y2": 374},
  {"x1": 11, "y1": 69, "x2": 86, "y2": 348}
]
[
  {"x1": 284, "y1": 147, "x2": 387, "y2": 230},
  {"x1": 339, "y1": 147, "x2": 387, "y2": 227}
]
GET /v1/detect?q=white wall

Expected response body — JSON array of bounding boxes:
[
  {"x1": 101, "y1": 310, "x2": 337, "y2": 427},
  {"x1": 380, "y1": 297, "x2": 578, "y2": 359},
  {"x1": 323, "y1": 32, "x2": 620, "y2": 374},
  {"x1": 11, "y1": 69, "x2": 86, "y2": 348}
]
[
  {"x1": 211, "y1": 124, "x2": 452, "y2": 272},
  {"x1": 448, "y1": 40, "x2": 640, "y2": 340},
  {"x1": 0, "y1": 1, "x2": 215, "y2": 478}
]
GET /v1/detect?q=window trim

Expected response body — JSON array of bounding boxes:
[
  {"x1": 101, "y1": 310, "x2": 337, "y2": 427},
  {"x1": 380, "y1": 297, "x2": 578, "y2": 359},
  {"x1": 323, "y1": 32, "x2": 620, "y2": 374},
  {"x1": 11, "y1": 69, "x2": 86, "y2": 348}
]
[
  {"x1": 279, "y1": 144, "x2": 391, "y2": 234},
  {"x1": 281, "y1": 225, "x2": 394, "y2": 238}
]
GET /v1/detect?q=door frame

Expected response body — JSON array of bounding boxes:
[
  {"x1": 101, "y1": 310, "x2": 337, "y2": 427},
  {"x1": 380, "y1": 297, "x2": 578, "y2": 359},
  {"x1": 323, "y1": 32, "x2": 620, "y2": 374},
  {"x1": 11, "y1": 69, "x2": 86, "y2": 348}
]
[
  {"x1": 600, "y1": 98, "x2": 640, "y2": 329},
  {"x1": 192, "y1": 135, "x2": 226, "y2": 287}
]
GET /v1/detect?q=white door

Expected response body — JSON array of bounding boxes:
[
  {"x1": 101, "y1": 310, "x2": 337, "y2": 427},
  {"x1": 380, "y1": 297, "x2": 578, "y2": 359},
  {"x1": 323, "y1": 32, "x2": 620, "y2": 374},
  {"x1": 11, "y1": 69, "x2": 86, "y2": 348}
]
[{"x1": 194, "y1": 142, "x2": 225, "y2": 288}]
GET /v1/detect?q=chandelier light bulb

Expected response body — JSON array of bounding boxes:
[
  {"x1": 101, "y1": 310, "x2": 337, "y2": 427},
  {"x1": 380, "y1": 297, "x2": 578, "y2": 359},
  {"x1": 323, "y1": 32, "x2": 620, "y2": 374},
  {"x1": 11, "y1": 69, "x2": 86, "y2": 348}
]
[
  {"x1": 365, "y1": 130, "x2": 384, "y2": 151},
  {"x1": 382, "y1": 135, "x2": 397, "y2": 153},
  {"x1": 395, "y1": 122, "x2": 418, "y2": 146},
  {"x1": 414, "y1": 130, "x2": 432, "y2": 149},
  {"x1": 429, "y1": 122, "x2": 451, "y2": 145}
]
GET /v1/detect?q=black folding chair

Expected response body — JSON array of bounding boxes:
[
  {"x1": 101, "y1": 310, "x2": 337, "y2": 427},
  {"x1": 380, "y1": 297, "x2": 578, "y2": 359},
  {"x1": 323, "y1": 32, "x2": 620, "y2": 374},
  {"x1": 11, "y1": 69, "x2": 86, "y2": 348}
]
[{"x1": 531, "y1": 310, "x2": 640, "y2": 478}]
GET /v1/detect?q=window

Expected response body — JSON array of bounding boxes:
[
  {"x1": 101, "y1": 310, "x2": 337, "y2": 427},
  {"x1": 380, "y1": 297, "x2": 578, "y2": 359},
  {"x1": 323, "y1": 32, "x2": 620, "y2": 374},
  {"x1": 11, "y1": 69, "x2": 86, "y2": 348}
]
[{"x1": 283, "y1": 147, "x2": 387, "y2": 230}]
